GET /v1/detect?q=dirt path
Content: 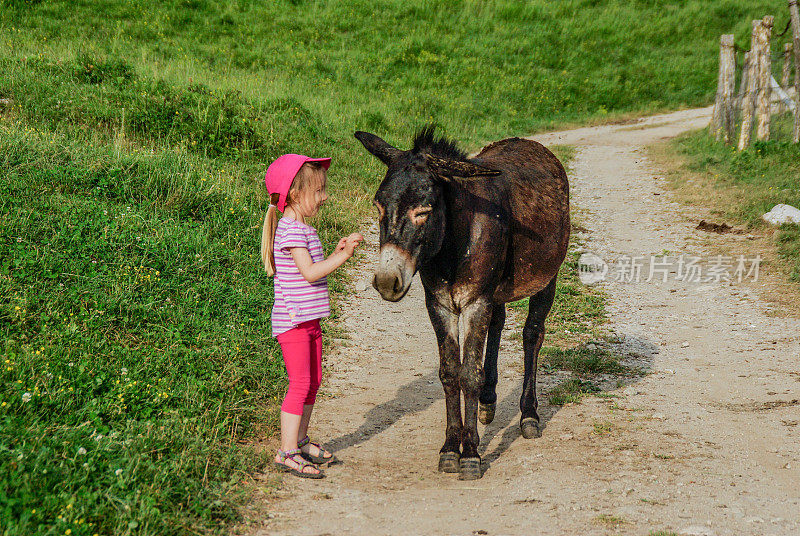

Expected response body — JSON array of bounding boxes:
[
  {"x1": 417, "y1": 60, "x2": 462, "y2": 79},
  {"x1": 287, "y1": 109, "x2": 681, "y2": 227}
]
[{"x1": 254, "y1": 107, "x2": 800, "y2": 536}]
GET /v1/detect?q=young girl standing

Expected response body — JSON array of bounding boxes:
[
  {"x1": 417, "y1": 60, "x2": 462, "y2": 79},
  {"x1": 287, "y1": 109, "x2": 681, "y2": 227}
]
[{"x1": 261, "y1": 153, "x2": 363, "y2": 478}]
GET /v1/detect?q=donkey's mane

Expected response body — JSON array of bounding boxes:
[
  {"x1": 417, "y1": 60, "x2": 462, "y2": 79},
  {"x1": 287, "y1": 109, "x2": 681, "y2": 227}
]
[{"x1": 412, "y1": 125, "x2": 468, "y2": 161}]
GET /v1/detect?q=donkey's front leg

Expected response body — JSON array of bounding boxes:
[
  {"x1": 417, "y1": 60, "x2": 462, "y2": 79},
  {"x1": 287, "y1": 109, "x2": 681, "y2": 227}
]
[
  {"x1": 459, "y1": 298, "x2": 493, "y2": 480},
  {"x1": 425, "y1": 289, "x2": 461, "y2": 473}
]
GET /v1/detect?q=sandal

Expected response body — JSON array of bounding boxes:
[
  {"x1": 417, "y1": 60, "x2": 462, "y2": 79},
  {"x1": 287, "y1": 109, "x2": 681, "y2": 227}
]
[
  {"x1": 273, "y1": 448, "x2": 325, "y2": 479},
  {"x1": 298, "y1": 435, "x2": 338, "y2": 465}
]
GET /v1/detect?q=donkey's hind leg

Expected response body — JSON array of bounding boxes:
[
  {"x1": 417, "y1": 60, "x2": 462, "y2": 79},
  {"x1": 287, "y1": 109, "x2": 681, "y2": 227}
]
[
  {"x1": 520, "y1": 275, "x2": 558, "y2": 439},
  {"x1": 479, "y1": 303, "x2": 506, "y2": 425}
]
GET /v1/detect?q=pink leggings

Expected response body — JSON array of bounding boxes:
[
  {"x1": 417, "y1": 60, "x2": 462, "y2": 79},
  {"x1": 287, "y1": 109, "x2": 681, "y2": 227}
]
[{"x1": 276, "y1": 319, "x2": 322, "y2": 416}]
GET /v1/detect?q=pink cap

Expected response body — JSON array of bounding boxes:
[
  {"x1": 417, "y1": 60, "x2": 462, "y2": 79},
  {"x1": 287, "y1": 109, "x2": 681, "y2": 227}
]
[{"x1": 264, "y1": 154, "x2": 331, "y2": 212}]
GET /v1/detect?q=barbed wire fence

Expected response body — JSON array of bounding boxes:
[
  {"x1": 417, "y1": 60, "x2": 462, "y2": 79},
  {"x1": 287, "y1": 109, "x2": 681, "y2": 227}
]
[{"x1": 711, "y1": 0, "x2": 800, "y2": 148}]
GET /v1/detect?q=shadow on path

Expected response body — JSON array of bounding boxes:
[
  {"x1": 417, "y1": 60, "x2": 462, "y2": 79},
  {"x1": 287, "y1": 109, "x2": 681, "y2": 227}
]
[
  {"x1": 326, "y1": 370, "x2": 442, "y2": 453},
  {"x1": 327, "y1": 334, "x2": 658, "y2": 470},
  {"x1": 478, "y1": 334, "x2": 659, "y2": 473}
]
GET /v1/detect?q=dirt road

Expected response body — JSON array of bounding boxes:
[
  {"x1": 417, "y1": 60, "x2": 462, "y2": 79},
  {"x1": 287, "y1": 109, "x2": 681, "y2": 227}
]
[{"x1": 254, "y1": 107, "x2": 800, "y2": 536}]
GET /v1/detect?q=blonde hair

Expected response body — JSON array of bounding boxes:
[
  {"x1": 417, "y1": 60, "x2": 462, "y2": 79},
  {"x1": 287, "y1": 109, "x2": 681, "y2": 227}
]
[{"x1": 260, "y1": 162, "x2": 327, "y2": 275}]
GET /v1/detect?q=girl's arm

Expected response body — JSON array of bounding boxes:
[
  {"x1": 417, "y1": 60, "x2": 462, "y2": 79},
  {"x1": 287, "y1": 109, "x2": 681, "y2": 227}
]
[
  {"x1": 288, "y1": 247, "x2": 349, "y2": 283},
  {"x1": 288, "y1": 234, "x2": 363, "y2": 282}
]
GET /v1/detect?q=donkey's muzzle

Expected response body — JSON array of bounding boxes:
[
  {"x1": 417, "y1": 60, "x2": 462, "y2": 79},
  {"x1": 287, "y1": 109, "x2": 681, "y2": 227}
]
[{"x1": 373, "y1": 244, "x2": 414, "y2": 302}]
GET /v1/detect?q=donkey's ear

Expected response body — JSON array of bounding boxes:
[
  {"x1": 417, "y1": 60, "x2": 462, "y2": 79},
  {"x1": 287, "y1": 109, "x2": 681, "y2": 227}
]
[
  {"x1": 354, "y1": 131, "x2": 403, "y2": 166},
  {"x1": 425, "y1": 154, "x2": 501, "y2": 181}
]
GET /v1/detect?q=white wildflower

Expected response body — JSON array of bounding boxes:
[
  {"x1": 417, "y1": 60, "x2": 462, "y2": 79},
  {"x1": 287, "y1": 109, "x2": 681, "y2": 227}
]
[
  {"x1": 77, "y1": 447, "x2": 87, "y2": 456},
  {"x1": 114, "y1": 468, "x2": 123, "y2": 476},
  {"x1": 21, "y1": 392, "x2": 31, "y2": 403},
  {"x1": 121, "y1": 367, "x2": 128, "y2": 376}
]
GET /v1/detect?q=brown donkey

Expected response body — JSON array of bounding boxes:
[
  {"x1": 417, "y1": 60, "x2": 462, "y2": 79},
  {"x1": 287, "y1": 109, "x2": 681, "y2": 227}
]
[{"x1": 355, "y1": 127, "x2": 569, "y2": 480}]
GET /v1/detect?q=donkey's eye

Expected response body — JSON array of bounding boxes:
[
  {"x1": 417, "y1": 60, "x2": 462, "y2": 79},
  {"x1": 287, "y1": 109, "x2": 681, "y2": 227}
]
[
  {"x1": 408, "y1": 206, "x2": 432, "y2": 226},
  {"x1": 373, "y1": 201, "x2": 386, "y2": 220}
]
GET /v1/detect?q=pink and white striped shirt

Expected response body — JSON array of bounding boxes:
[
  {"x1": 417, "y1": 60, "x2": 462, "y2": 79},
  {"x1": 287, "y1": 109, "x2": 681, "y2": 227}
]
[{"x1": 271, "y1": 217, "x2": 331, "y2": 337}]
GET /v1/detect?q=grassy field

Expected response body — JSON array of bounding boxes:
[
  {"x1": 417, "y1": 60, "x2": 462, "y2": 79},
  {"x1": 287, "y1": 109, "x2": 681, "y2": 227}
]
[
  {"x1": 666, "y1": 116, "x2": 800, "y2": 284},
  {"x1": 1, "y1": 0, "x2": 792, "y2": 146},
  {"x1": 0, "y1": 0, "x2": 791, "y2": 534}
]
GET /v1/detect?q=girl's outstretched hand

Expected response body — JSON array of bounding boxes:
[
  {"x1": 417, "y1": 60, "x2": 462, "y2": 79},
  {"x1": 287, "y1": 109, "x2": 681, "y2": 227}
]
[
  {"x1": 334, "y1": 237, "x2": 349, "y2": 253},
  {"x1": 343, "y1": 233, "x2": 364, "y2": 256}
]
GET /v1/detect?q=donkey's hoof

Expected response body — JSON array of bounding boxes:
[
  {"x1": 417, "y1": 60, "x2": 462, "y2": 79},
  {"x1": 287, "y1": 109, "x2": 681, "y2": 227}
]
[
  {"x1": 438, "y1": 452, "x2": 460, "y2": 473},
  {"x1": 458, "y1": 457, "x2": 482, "y2": 480},
  {"x1": 478, "y1": 402, "x2": 496, "y2": 425},
  {"x1": 520, "y1": 417, "x2": 542, "y2": 439}
]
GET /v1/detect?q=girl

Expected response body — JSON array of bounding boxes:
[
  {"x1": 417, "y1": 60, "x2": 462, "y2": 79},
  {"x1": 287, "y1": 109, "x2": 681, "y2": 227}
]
[{"x1": 261, "y1": 153, "x2": 363, "y2": 479}]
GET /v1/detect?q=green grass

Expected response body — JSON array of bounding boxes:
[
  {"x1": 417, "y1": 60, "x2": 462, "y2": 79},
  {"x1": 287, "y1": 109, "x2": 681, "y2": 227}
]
[
  {"x1": 593, "y1": 513, "x2": 626, "y2": 526},
  {"x1": 0, "y1": 123, "x2": 287, "y2": 535},
  {"x1": 670, "y1": 118, "x2": 800, "y2": 281},
  {"x1": 592, "y1": 421, "x2": 616, "y2": 435},
  {"x1": 0, "y1": 0, "x2": 790, "y2": 148},
  {"x1": 0, "y1": 0, "x2": 790, "y2": 533},
  {"x1": 547, "y1": 378, "x2": 600, "y2": 405},
  {"x1": 542, "y1": 347, "x2": 627, "y2": 375}
]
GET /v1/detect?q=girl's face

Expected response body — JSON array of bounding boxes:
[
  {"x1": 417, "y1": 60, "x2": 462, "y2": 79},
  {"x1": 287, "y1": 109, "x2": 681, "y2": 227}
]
[{"x1": 290, "y1": 171, "x2": 328, "y2": 219}]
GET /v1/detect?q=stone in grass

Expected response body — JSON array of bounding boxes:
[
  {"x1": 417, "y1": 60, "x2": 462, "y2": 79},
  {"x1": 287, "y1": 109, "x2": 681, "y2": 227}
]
[{"x1": 762, "y1": 204, "x2": 800, "y2": 226}]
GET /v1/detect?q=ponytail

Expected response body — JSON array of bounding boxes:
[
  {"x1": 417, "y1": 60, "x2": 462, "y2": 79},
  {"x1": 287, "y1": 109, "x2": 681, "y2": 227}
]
[{"x1": 260, "y1": 192, "x2": 280, "y2": 276}]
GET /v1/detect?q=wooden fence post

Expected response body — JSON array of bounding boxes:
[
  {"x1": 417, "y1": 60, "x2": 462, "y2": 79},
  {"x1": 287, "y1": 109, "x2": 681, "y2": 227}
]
[
  {"x1": 722, "y1": 35, "x2": 737, "y2": 143},
  {"x1": 789, "y1": 0, "x2": 800, "y2": 142},
  {"x1": 712, "y1": 34, "x2": 736, "y2": 142},
  {"x1": 736, "y1": 51, "x2": 751, "y2": 110},
  {"x1": 756, "y1": 16, "x2": 773, "y2": 141},
  {"x1": 780, "y1": 43, "x2": 793, "y2": 114},
  {"x1": 739, "y1": 20, "x2": 761, "y2": 150},
  {"x1": 712, "y1": 35, "x2": 726, "y2": 137}
]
